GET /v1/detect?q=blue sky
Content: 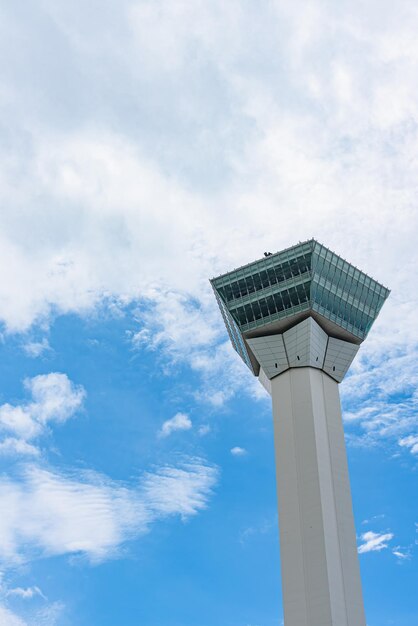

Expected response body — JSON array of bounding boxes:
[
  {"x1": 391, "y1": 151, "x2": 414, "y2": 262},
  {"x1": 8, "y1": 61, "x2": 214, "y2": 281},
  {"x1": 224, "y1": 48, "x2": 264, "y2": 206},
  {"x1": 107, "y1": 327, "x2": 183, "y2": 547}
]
[{"x1": 0, "y1": 1, "x2": 417, "y2": 625}]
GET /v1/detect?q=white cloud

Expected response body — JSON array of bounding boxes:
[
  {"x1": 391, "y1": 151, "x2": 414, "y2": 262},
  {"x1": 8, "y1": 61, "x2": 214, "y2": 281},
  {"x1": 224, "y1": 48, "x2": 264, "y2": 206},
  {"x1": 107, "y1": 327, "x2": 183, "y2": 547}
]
[
  {"x1": 198, "y1": 425, "x2": 211, "y2": 436},
  {"x1": 0, "y1": 459, "x2": 217, "y2": 565},
  {"x1": 158, "y1": 413, "x2": 192, "y2": 438},
  {"x1": 129, "y1": 296, "x2": 259, "y2": 407},
  {"x1": 341, "y1": 352, "x2": 418, "y2": 453},
  {"x1": 7, "y1": 586, "x2": 45, "y2": 600},
  {"x1": 0, "y1": 438, "x2": 39, "y2": 457},
  {"x1": 0, "y1": 601, "x2": 63, "y2": 626},
  {"x1": 230, "y1": 447, "x2": 247, "y2": 456},
  {"x1": 27, "y1": 373, "x2": 85, "y2": 425},
  {"x1": 131, "y1": 291, "x2": 221, "y2": 358},
  {"x1": 140, "y1": 461, "x2": 218, "y2": 519},
  {"x1": 0, "y1": 406, "x2": 40, "y2": 441},
  {"x1": 22, "y1": 339, "x2": 51, "y2": 358},
  {"x1": 0, "y1": 605, "x2": 27, "y2": 626},
  {"x1": 399, "y1": 435, "x2": 418, "y2": 455},
  {"x1": 0, "y1": 373, "x2": 85, "y2": 453},
  {"x1": 358, "y1": 531, "x2": 394, "y2": 554},
  {"x1": 392, "y1": 546, "x2": 411, "y2": 562}
]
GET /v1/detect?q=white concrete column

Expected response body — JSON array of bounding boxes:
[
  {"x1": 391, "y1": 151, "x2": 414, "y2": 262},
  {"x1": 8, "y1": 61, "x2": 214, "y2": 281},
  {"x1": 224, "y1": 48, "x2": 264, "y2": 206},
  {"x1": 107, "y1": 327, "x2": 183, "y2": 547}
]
[{"x1": 271, "y1": 368, "x2": 366, "y2": 626}]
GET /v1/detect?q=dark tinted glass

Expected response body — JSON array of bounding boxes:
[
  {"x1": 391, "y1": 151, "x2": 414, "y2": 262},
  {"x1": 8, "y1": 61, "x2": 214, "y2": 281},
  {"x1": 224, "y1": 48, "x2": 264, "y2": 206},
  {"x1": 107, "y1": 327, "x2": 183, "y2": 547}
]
[{"x1": 219, "y1": 253, "x2": 312, "y2": 303}]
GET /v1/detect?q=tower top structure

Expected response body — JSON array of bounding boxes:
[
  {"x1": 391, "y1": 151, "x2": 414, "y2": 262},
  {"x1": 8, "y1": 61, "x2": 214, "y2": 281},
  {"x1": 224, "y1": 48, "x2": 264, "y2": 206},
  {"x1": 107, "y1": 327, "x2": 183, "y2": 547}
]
[
  {"x1": 211, "y1": 240, "x2": 390, "y2": 625},
  {"x1": 211, "y1": 239, "x2": 389, "y2": 385}
]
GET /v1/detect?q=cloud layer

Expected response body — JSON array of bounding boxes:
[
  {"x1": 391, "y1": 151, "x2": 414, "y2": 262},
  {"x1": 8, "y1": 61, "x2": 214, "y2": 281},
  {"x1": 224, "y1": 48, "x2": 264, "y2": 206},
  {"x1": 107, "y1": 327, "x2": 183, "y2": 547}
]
[{"x1": 0, "y1": 1, "x2": 417, "y2": 340}]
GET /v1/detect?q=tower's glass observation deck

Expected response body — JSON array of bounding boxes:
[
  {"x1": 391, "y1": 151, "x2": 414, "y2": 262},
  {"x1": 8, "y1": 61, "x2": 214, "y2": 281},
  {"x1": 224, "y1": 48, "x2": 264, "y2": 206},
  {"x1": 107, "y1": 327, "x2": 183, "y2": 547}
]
[{"x1": 211, "y1": 239, "x2": 389, "y2": 378}]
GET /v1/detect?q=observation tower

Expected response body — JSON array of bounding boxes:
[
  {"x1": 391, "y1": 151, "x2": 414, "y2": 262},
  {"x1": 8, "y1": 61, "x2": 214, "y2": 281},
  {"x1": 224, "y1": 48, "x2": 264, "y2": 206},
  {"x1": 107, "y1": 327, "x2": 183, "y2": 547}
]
[{"x1": 211, "y1": 239, "x2": 389, "y2": 626}]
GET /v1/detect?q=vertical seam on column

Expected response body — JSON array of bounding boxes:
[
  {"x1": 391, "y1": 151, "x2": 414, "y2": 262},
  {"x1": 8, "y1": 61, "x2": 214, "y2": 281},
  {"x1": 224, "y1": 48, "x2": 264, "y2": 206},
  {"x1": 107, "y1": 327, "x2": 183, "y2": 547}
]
[
  {"x1": 322, "y1": 334, "x2": 329, "y2": 369},
  {"x1": 282, "y1": 335, "x2": 290, "y2": 370},
  {"x1": 322, "y1": 373, "x2": 350, "y2": 626},
  {"x1": 290, "y1": 370, "x2": 310, "y2": 626}
]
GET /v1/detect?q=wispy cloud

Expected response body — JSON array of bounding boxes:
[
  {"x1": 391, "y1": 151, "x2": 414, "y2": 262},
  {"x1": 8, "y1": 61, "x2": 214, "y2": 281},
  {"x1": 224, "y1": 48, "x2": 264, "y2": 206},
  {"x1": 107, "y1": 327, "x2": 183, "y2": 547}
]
[
  {"x1": 22, "y1": 339, "x2": 51, "y2": 358},
  {"x1": 399, "y1": 435, "x2": 418, "y2": 455},
  {"x1": 0, "y1": 601, "x2": 64, "y2": 626},
  {"x1": 130, "y1": 296, "x2": 261, "y2": 406},
  {"x1": 361, "y1": 514, "x2": 386, "y2": 525},
  {"x1": 239, "y1": 518, "x2": 276, "y2": 545},
  {"x1": 358, "y1": 531, "x2": 394, "y2": 554},
  {"x1": 7, "y1": 586, "x2": 45, "y2": 600},
  {"x1": 140, "y1": 461, "x2": 218, "y2": 520},
  {"x1": 198, "y1": 424, "x2": 211, "y2": 436},
  {"x1": 0, "y1": 459, "x2": 217, "y2": 565},
  {"x1": 158, "y1": 412, "x2": 192, "y2": 438},
  {"x1": 392, "y1": 546, "x2": 411, "y2": 562},
  {"x1": 0, "y1": 438, "x2": 39, "y2": 457},
  {"x1": 341, "y1": 349, "x2": 418, "y2": 454}
]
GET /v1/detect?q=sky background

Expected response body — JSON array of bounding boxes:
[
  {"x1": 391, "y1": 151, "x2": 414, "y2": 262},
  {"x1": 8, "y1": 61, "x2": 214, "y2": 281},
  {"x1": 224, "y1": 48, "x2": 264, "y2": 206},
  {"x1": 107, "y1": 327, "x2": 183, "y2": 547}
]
[{"x1": 0, "y1": 1, "x2": 417, "y2": 625}]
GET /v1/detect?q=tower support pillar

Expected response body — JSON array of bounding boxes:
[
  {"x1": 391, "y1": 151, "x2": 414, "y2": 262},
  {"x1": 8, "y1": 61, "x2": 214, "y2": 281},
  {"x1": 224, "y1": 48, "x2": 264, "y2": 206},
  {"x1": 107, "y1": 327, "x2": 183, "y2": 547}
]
[{"x1": 271, "y1": 368, "x2": 365, "y2": 626}]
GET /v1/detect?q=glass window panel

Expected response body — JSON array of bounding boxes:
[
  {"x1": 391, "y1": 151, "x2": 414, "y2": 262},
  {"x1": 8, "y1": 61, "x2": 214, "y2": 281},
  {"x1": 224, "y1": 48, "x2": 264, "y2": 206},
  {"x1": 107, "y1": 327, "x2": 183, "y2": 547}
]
[
  {"x1": 223, "y1": 284, "x2": 232, "y2": 302},
  {"x1": 301, "y1": 253, "x2": 311, "y2": 274},
  {"x1": 266, "y1": 295, "x2": 276, "y2": 315},
  {"x1": 290, "y1": 259, "x2": 300, "y2": 277},
  {"x1": 296, "y1": 283, "x2": 308, "y2": 303},
  {"x1": 319, "y1": 287, "x2": 330, "y2": 310},
  {"x1": 282, "y1": 290, "x2": 291, "y2": 308},
  {"x1": 272, "y1": 292, "x2": 283, "y2": 311},
  {"x1": 289, "y1": 287, "x2": 299, "y2": 307},
  {"x1": 238, "y1": 279, "x2": 247, "y2": 298},
  {"x1": 253, "y1": 273, "x2": 262, "y2": 291},
  {"x1": 364, "y1": 288, "x2": 375, "y2": 309},
  {"x1": 333, "y1": 267, "x2": 343, "y2": 287},
  {"x1": 259, "y1": 298, "x2": 269, "y2": 317},
  {"x1": 260, "y1": 270, "x2": 270, "y2": 288},
  {"x1": 245, "y1": 275, "x2": 256, "y2": 294},
  {"x1": 244, "y1": 304, "x2": 254, "y2": 323},
  {"x1": 344, "y1": 274, "x2": 354, "y2": 295},
  {"x1": 274, "y1": 265, "x2": 285, "y2": 282},
  {"x1": 217, "y1": 286, "x2": 226, "y2": 300},
  {"x1": 267, "y1": 268, "x2": 277, "y2": 285},
  {"x1": 252, "y1": 301, "x2": 262, "y2": 320},
  {"x1": 283, "y1": 262, "x2": 293, "y2": 280},
  {"x1": 231, "y1": 282, "x2": 241, "y2": 300},
  {"x1": 235, "y1": 307, "x2": 247, "y2": 325}
]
